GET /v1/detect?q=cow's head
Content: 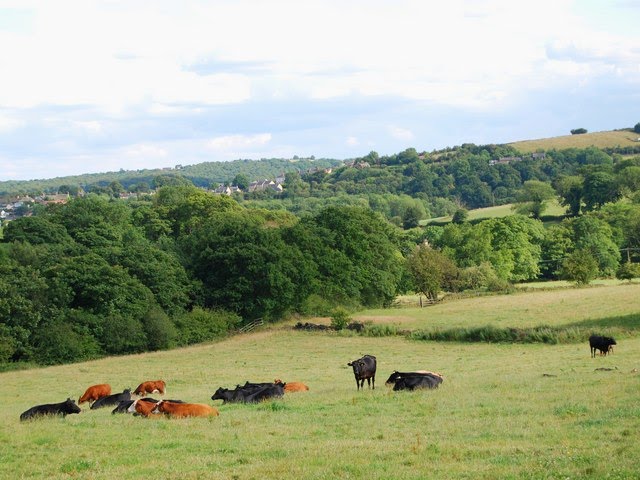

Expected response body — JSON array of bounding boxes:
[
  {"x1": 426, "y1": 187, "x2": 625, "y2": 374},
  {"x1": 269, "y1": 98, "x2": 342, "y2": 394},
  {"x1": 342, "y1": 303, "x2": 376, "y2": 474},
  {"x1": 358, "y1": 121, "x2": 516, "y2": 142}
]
[{"x1": 64, "y1": 398, "x2": 81, "y2": 414}]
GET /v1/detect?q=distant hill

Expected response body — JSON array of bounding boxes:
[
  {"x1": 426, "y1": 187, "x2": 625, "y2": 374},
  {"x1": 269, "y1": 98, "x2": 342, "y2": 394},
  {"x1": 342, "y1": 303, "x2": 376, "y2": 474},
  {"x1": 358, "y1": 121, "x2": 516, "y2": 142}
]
[{"x1": 509, "y1": 128, "x2": 639, "y2": 153}]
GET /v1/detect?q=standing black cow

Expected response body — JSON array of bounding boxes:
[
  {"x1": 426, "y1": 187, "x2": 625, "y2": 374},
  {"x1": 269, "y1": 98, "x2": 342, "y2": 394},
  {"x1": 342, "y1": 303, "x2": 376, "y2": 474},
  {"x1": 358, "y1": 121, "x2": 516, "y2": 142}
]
[
  {"x1": 90, "y1": 389, "x2": 132, "y2": 410},
  {"x1": 347, "y1": 354, "x2": 377, "y2": 390},
  {"x1": 20, "y1": 398, "x2": 81, "y2": 421},
  {"x1": 589, "y1": 335, "x2": 617, "y2": 358}
]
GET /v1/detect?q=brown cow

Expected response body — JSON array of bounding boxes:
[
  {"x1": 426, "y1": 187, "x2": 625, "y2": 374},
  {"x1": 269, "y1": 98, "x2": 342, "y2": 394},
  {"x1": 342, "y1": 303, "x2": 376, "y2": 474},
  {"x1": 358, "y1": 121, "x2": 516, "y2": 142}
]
[
  {"x1": 274, "y1": 379, "x2": 309, "y2": 393},
  {"x1": 127, "y1": 399, "x2": 162, "y2": 418},
  {"x1": 134, "y1": 380, "x2": 166, "y2": 396},
  {"x1": 78, "y1": 384, "x2": 111, "y2": 404},
  {"x1": 151, "y1": 400, "x2": 219, "y2": 418}
]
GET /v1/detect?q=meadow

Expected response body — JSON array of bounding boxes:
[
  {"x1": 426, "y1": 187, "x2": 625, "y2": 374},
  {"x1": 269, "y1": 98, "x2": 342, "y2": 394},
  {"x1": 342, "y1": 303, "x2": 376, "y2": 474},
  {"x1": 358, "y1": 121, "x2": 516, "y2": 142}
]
[
  {"x1": 508, "y1": 129, "x2": 640, "y2": 153},
  {"x1": 1, "y1": 284, "x2": 639, "y2": 479}
]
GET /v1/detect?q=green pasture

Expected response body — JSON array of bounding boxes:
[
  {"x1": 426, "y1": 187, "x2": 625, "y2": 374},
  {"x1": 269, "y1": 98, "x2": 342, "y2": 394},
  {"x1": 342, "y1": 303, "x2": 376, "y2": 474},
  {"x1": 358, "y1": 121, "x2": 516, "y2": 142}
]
[
  {"x1": 423, "y1": 200, "x2": 566, "y2": 225},
  {"x1": 2, "y1": 284, "x2": 640, "y2": 479}
]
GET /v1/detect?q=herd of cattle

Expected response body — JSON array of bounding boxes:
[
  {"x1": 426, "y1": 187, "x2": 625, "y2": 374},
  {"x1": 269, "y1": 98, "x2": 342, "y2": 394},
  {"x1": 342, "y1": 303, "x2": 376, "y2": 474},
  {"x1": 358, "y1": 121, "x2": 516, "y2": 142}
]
[{"x1": 18, "y1": 336, "x2": 616, "y2": 421}]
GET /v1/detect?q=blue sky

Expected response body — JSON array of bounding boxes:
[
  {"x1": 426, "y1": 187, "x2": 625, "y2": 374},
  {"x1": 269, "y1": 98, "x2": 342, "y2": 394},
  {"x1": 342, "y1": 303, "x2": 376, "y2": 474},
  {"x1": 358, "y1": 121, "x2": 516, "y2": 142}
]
[{"x1": 0, "y1": 0, "x2": 639, "y2": 181}]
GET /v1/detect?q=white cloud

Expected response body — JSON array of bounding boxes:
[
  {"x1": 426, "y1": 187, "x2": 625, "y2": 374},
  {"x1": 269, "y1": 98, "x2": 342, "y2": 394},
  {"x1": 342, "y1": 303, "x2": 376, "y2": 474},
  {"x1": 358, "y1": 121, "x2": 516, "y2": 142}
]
[
  {"x1": 208, "y1": 133, "x2": 272, "y2": 152},
  {"x1": 346, "y1": 136, "x2": 359, "y2": 147},
  {"x1": 124, "y1": 144, "x2": 168, "y2": 158},
  {"x1": 389, "y1": 126, "x2": 414, "y2": 141}
]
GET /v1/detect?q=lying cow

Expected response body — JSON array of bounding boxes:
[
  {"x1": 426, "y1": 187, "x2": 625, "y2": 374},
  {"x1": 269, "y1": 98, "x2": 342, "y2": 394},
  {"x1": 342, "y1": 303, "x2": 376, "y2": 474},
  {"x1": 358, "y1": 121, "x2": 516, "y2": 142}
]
[
  {"x1": 90, "y1": 389, "x2": 131, "y2": 410},
  {"x1": 152, "y1": 400, "x2": 219, "y2": 418},
  {"x1": 385, "y1": 370, "x2": 443, "y2": 387},
  {"x1": 211, "y1": 382, "x2": 284, "y2": 403},
  {"x1": 347, "y1": 354, "x2": 377, "y2": 390},
  {"x1": 78, "y1": 384, "x2": 111, "y2": 404},
  {"x1": 274, "y1": 379, "x2": 310, "y2": 392},
  {"x1": 134, "y1": 380, "x2": 166, "y2": 396},
  {"x1": 386, "y1": 371, "x2": 443, "y2": 391},
  {"x1": 20, "y1": 398, "x2": 81, "y2": 421},
  {"x1": 589, "y1": 335, "x2": 617, "y2": 358},
  {"x1": 115, "y1": 397, "x2": 184, "y2": 415}
]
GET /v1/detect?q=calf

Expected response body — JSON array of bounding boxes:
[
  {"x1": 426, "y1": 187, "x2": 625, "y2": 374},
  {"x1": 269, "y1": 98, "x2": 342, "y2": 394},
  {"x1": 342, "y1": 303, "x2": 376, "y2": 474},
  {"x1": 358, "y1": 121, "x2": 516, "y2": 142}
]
[
  {"x1": 347, "y1": 354, "x2": 377, "y2": 390},
  {"x1": 20, "y1": 398, "x2": 81, "y2": 421},
  {"x1": 78, "y1": 384, "x2": 111, "y2": 404},
  {"x1": 589, "y1": 335, "x2": 617, "y2": 358},
  {"x1": 134, "y1": 380, "x2": 166, "y2": 396},
  {"x1": 90, "y1": 389, "x2": 132, "y2": 410},
  {"x1": 152, "y1": 400, "x2": 219, "y2": 418}
]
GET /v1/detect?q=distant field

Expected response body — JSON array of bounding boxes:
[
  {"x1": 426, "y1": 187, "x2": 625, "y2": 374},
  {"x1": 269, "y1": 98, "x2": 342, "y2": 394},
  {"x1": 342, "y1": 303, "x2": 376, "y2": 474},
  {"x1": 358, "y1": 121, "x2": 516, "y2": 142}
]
[
  {"x1": 509, "y1": 129, "x2": 640, "y2": 153},
  {"x1": 356, "y1": 283, "x2": 640, "y2": 332},
  {"x1": 2, "y1": 284, "x2": 639, "y2": 479},
  {"x1": 423, "y1": 199, "x2": 566, "y2": 225}
]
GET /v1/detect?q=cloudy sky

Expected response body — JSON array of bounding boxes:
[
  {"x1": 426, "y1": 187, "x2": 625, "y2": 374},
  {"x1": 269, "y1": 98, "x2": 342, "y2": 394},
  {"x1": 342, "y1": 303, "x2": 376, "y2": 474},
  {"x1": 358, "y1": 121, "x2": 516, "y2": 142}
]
[{"x1": 1, "y1": 0, "x2": 639, "y2": 181}]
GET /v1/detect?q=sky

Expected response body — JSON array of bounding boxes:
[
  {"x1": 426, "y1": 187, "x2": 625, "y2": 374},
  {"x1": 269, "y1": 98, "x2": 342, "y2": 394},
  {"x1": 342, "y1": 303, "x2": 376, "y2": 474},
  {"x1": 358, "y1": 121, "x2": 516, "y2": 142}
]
[{"x1": 0, "y1": 0, "x2": 639, "y2": 181}]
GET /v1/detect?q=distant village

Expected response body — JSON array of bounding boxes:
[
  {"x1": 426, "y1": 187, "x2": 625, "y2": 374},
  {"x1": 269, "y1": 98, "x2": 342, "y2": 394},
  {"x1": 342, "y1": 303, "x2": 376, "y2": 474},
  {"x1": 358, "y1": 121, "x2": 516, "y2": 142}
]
[{"x1": 0, "y1": 166, "x2": 339, "y2": 222}]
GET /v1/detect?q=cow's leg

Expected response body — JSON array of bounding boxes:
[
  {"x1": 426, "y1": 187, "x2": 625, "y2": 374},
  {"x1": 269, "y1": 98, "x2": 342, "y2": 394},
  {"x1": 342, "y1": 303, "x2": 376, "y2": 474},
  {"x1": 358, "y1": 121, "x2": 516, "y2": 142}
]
[{"x1": 372, "y1": 376, "x2": 375, "y2": 390}]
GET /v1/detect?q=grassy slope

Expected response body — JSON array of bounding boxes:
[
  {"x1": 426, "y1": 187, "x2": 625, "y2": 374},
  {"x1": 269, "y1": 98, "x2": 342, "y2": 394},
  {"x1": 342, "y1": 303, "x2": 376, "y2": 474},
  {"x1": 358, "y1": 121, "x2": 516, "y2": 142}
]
[
  {"x1": 509, "y1": 129, "x2": 640, "y2": 153},
  {"x1": 2, "y1": 285, "x2": 640, "y2": 479}
]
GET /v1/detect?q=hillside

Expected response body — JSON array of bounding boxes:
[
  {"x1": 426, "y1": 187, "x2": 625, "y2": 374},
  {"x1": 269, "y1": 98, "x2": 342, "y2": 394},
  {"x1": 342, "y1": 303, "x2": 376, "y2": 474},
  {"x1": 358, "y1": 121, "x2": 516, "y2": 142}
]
[{"x1": 509, "y1": 128, "x2": 639, "y2": 153}]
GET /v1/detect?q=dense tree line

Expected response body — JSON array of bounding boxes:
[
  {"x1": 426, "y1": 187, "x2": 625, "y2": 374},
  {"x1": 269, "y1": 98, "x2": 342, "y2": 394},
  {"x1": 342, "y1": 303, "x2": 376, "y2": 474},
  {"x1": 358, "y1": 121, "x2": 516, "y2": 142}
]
[{"x1": 1, "y1": 144, "x2": 639, "y2": 368}]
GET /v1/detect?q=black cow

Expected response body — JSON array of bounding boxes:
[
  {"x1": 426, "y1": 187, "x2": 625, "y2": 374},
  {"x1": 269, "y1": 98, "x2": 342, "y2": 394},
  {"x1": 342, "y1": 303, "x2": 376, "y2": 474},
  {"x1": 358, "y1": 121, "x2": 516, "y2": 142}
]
[
  {"x1": 589, "y1": 335, "x2": 617, "y2": 358},
  {"x1": 211, "y1": 382, "x2": 284, "y2": 403},
  {"x1": 20, "y1": 398, "x2": 81, "y2": 421},
  {"x1": 388, "y1": 372, "x2": 443, "y2": 391},
  {"x1": 347, "y1": 354, "x2": 377, "y2": 390},
  {"x1": 90, "y1": 389, "x2": 131, "y2": 410},
  {"x1": 384, "y1": 370, "x2": 442, "y2": 386}
]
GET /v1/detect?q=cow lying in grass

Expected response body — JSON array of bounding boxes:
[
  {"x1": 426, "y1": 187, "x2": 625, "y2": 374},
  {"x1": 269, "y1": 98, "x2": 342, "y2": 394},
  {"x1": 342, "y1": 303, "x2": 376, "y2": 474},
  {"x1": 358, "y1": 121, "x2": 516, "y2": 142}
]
[
  {"x1": 211, "y1": 382, "x2": 285, "y2": 404},
  {"x1": 20, "y1": 398, "x2": 81, "y2": 421},
  {"x1": 274, "y1": 379, "x2": 309, "y2": 392},
  {"x1": 78, "y1": 384, "x2": 111, "y2": 405},
  {"x1": 151, "y1": 400, "x2": 219, "y2": 418},
  {"x1": 385, "y1": 371, "x2": 444, "y2": 391}
]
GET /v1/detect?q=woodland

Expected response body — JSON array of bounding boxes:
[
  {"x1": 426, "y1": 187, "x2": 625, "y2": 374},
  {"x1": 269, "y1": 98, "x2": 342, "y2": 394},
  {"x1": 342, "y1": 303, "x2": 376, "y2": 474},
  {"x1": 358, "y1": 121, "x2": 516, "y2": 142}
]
[{"x1": 1, "y1": 138, "x2": 639, "y2": 366}]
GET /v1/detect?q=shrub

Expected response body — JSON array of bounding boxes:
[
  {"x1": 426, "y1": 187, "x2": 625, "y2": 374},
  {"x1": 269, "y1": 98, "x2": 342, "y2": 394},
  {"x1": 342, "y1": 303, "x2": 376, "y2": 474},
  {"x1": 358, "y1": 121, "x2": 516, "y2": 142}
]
[
  {"x1": 142, "y1": 306, "x2": 177, "y2": 351},
  {"x1": 33, "y1": 322, "x2": 101, "y2": 365},
  {"x1": 330, "y1": 307, "x2": 352, "y2": 331},
  {"x1": 300, "y1": 294, "x2": 334, "y2": 316},
  {"x1": 561, "y1": 248, "x2": 599, "y2": 285},
  {"x1": 175, "y1": 307, "x2": 241, "y2": 346},
  {"x1": 571, "y1": 128, "x2": 588, "y2": 135},
  {"x1": 616, "y1": 262, "x2": 640, "y2": 282},
  {"x1": 634, "y1": 122, "x2": 640, "y2": 134}
]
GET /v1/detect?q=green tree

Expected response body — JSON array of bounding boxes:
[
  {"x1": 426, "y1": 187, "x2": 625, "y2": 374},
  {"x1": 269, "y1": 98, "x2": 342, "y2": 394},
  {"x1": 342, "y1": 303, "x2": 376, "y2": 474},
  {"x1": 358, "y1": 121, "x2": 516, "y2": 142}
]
[
  {"x1": 514, "y1": 180, "x2": 556, "y2": 219},
  {"x1": 555, "y1": 175, "x2": 583, "y2": 216},
  {"x1": 633, "y1": 122, "x2": 640, "y2": 134},
  {"x1": 561, "y1": 248, "x2": 598, "y2": 285},
  {"x1": 233, "y1": 173, "x2": 250, "y2": 190},
  {"x1": 582, "y1": 169, "x2": 619, "y2": 211},
  {"x1": 407, "y1": 244, "x2": 459, "y2": 302}
]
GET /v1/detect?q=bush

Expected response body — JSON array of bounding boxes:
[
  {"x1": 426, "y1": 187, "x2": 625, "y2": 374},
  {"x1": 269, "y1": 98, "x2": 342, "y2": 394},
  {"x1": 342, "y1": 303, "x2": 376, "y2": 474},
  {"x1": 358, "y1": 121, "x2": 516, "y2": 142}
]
[
  {"x1": 33, "y1": 322, "x2": 101, "y2": 365},
  {"x1": 300, "y1": 294, "x2": 334, "y2": 316},
  {"x1": 561, "y1": 249, "x2": 599, "y2": 285},
  {"x1": 175, "y1": 307, "x2": 241, "y2": 346},
  {"x1": 571, "y1": 128, "x2": 588, "y2": 135},
  {"x1": 142, "y1": 307, "x2": 177, "y2": 351},
  {"x1": 616, "y1": 262, "x2": 640, "y2": 282},
  {"x1": 634, "y1": 122, "x2": 640, "y2": 134},
  {"x1": 330, "y1": 307, "x2": 352, "y2": 331}
]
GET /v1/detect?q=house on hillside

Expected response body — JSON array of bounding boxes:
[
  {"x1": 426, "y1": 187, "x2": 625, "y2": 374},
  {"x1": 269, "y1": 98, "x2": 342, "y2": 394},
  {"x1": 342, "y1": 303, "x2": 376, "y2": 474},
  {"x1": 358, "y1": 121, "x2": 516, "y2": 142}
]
[
  {"x1": 489, "y1": 156, "x2": 522, "y2": 166},
  {"x1": 248, "y1": 179, "x2": 283, "y2": 193}
]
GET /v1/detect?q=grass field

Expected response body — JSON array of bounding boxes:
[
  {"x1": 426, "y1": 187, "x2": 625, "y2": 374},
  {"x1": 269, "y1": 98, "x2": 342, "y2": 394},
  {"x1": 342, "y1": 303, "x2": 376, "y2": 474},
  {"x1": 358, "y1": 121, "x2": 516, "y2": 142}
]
[
  {"x1": 423, "y1": 200, "x2": 566, "y2": 225},
  {"x1": 509, "y1": 129, "x2": 640, "y2": 153},
  {"x1": 2, "y1": 284, "x2": 640, "y2": 479}
]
